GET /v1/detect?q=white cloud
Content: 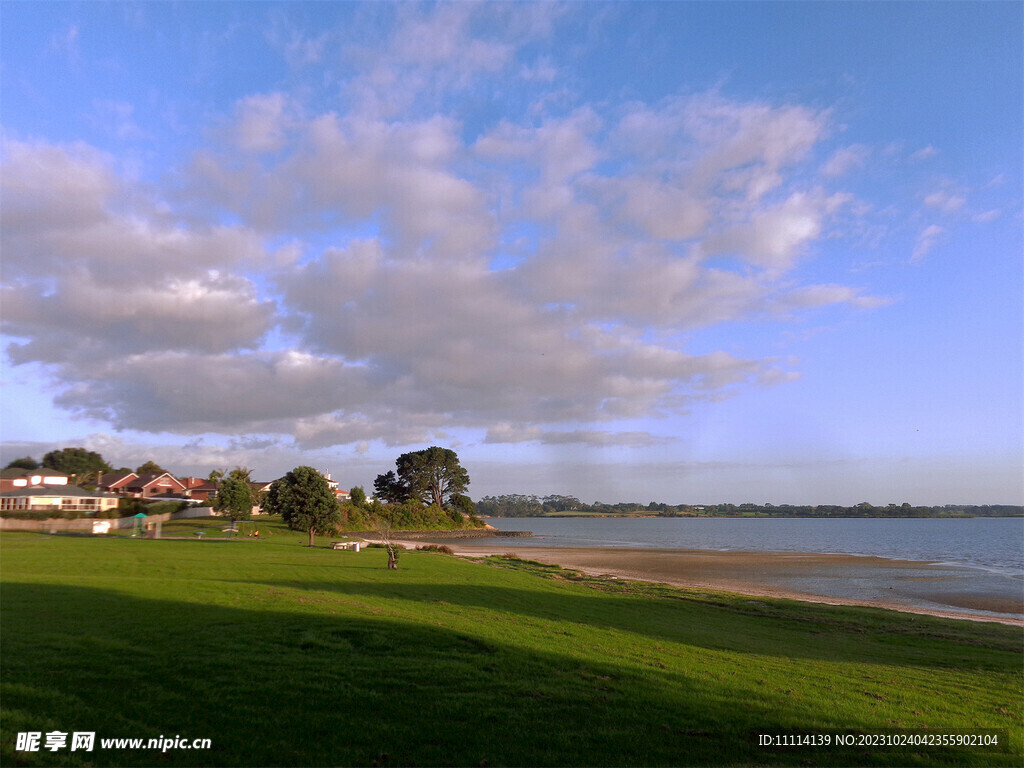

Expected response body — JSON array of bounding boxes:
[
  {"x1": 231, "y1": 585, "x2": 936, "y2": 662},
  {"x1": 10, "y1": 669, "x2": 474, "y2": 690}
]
[
  {"x1": 233, "y1": 92, "x2": 292, "y2": 153},
  {"x1": 2, "y1": 82, "x2": 892, "y2": 450},
  {"x1": 912, "y1": 224, "x2": 946, "y2": 263},
  {"x1": 972, "y1": 208, "x2": 1002, "y2": 223},
  {"x1": 820, "y1": 144, "x2": 870, "y2": 177},
  {"x1": 910, "y1": 145, "x2": 939, "y2": 161},
  {"x1": 924, "y1": 189, "x2": 966, "y2": 214},
  {"x1": 706, "y1": 192, "x2": 826, "y2": 271}
]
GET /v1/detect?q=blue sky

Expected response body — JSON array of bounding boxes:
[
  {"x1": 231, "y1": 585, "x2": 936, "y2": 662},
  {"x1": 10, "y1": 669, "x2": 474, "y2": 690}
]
[{"x1": 1, "y1": 2, "x2": 1021, "y2": 505}]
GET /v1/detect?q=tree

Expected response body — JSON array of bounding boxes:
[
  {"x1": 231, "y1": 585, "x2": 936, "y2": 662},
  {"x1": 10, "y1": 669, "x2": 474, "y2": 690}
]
[
  {"x1": 449, "y1": 493, "x2": 477, "y2": 523},
  {"x1": 136, "y1": 460, "x2": 167, "y2": 475},
  {"x1": 263, "y1": 466, "x2": 340, "y2": 547},
  {"x1": 373, "y1": 470, "x2": 409, "y2": 504},
  {"x1": 214, "y1": 476, "x2": 254, "y2": 522},
  {"x1": 42, "y1": 448, "x2": 111, "y2": 478},
  {"x1": 6, "y1": 456, "x2": 39, "y2": 470},
  {"x1": 349, "y1": 485, "x2": 367, "y2": 508},
  {"x1": 207, "y1": 469, "x2": 225, "y2": 483},
  {"x1": 370, "y1": 510, "x2": 401, "y2": 569},
  {"x1": 376, "y1": 447, "x2": 469, "y2": 510}
]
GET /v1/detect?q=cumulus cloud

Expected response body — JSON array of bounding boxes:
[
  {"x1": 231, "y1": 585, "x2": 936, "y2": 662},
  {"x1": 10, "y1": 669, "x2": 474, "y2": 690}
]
[
  {"x1": 232, "y1": 92, "x2": 293, "y2": 153},
  {"x1": 1, "y1": 13, "x2": 893, "y2": 452},
  {"x1": 484, "y1": 425, "x2": 670, "y2": 447}
]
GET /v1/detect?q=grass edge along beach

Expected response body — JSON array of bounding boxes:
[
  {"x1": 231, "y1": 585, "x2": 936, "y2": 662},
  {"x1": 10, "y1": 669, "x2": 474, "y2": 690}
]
[{"x1": 1, "y1": 527, "x2": 1021, "y2": 767}]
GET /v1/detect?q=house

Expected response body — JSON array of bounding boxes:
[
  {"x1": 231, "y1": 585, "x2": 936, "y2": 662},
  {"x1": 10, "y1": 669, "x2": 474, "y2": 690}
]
[
  {"x1": 321, "y1": 471, "x2": 351, "y2": 502},
  {"x1": 0, "y1": 484, "x2": 120, "y2": 514},
  {"x1": 179, "y1": 477, "x2": 219, "y2": 501},
  {"x1": 186, "y1": 481, "x2": 220, "y2": 502},
  {"x1": 97, "y1": 471, "x2": 138, "y2": 494},
  {"x1": 0, "y1": 468, "x2": 70, "y2": 492},
  {"x1": 119, "y1": 472, "x2": 188, "y2": 499}
]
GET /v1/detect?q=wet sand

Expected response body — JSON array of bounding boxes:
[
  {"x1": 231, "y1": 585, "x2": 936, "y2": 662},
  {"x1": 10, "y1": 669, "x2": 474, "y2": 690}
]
[{"x1": 393, "y1": 539, "x2": 1024, "y2": 626}]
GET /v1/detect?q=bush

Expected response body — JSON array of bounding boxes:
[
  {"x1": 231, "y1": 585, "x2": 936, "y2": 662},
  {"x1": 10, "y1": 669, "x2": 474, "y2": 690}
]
[{"x1": 416, "y1": 544, "x2": 455, "y2": 555}]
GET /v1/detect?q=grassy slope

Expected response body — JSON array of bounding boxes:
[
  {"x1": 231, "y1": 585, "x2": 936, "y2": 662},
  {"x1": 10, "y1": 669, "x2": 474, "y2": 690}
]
[{"x1": 0, "y1": 533, "x2": 1020, "y2": 767}]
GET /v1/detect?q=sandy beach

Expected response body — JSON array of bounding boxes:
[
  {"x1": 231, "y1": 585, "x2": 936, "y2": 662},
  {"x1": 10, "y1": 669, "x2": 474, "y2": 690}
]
[{"x1": 387, "y1": 538, "x2": 1024, "y2": 626}]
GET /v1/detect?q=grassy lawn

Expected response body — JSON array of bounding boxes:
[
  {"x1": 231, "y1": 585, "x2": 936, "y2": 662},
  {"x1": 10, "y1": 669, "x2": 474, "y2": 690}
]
[{"x1": 1, "y1": 532, "x2": 1020, "y2": 767}]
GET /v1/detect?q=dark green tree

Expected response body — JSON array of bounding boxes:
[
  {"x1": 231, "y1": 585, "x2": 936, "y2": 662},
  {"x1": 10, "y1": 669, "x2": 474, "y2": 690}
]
[
  {"x1": 214, "y1": 476, "x2": 254, "y2": 522},
  {"x1": 379, "y1": 447, "x2": 469, "y2": 509},
  {"x1": 449, "y1": 493, "x2": 477, "y2": 524},
  {"x1": 135, "y1": 460, "x2": 167, "y2": 475},
  {"x1": 42, "y1": 448, "x2": 111, "y2": 478},
  {"x1": 373, "y1": 470, "x2": 409, "y2": 504},
  {"x1": 349, "y1": 485, "x2": 367, "y2": 507},
  {"x1": 263, "y1": 466, "x2": 340, "y2": 547},
  {"x1": 5, "y1": 456, "x2": 39, "y2": 470}
]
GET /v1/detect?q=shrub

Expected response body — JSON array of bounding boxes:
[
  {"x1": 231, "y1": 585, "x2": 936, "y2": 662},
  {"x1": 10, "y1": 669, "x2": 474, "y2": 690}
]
[{"x1": 416, "y1": 544, "x2": 455, "y2": 555}]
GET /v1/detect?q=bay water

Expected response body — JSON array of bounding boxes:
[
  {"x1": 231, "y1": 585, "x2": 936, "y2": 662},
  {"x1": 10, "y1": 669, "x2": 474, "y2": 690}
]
[
  {"x1": 481, "y1": 516, "x2": 1024, "y2": 576},
  {"x1": 478, "y1": 516, "x2": 1024, "y2": 617}
]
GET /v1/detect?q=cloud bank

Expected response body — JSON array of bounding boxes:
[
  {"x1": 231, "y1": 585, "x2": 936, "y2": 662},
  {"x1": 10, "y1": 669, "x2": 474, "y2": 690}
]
[{"x1": 2, "y1": 4, "x2": 902, "y2": 451}]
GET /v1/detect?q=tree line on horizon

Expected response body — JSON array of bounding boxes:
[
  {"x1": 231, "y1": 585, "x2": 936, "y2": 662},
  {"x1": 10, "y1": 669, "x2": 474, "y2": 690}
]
[
  {"x1": 11, "y1": 450, "x2": 1017, "y2": 520},
  {"x1": 5, "y1": 448, "x2": 168, "y2": 480},
  {"x1": 475, "y1": 494, "x2": 1022, "y2": 518}
]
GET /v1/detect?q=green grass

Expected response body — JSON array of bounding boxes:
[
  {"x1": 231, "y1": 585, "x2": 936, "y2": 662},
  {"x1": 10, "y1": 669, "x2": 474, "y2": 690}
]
[{"x1": 1, "y1": 533, "x2": 1021, "y2": 767}]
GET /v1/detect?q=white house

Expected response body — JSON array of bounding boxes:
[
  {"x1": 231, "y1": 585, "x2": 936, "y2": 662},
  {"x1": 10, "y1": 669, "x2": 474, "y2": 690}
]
[{"x1": 0, "y1": 484, "x2": 120, "y2": 514}]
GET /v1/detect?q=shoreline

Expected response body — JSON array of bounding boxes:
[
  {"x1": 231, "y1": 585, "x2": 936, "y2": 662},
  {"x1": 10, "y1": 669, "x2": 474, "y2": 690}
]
[{"x1": 383, "y1": 538, "x2": 1024, "y2": 626}]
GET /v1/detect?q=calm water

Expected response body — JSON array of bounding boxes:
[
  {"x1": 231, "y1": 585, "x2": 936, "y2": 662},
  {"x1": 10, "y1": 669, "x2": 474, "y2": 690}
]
[
  {"x1": 481, "y1": 516, "x2": 1024, "y2": 577},
  {"x1": 476, "y1": 516, "x2": 1024, "y2": 617}
]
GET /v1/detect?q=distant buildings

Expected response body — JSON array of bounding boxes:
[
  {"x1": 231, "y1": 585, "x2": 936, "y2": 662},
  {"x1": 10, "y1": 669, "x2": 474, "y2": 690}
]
[
  {"x1": 1, "y1": 466, "x2": 355, "y2": 516},
  {"x1": 0, "y1": 468, "x2": 119, "y2": 514}
]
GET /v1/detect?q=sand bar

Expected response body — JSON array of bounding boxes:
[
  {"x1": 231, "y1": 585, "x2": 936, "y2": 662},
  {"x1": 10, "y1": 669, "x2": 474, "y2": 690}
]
[{"x1": 387, "y1": 539, "x2": 1024, "y2": 626}]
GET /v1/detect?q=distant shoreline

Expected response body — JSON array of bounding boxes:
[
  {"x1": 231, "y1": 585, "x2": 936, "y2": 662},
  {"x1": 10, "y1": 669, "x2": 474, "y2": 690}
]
[
  {"x1": 481, "y1": 513, "x2": 1024, "y2": 519},
  {"x1": 385, "y1": 537, "x2": 1024, "y2": 626}
]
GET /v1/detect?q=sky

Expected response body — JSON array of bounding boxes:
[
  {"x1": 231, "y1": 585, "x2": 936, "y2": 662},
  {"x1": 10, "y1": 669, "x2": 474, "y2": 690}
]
[{"x1": 1, "y1": 1, "x2": 1021, "y2": 505}]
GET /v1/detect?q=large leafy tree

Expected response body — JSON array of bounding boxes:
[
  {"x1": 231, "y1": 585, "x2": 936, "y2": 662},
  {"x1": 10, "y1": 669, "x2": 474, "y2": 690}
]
[
  {"x1": 42, "y1": 448, "x2": 111, "y2": 478},
  {"x1": 376, "y1": 447, "x2": 470, "y2": 509},
  {"x1": 213, "y1": 476, "x2": 254, "y2": 522},
  {"x1": 263, "y1": 466, "x2": 340, "y2": 547},
  {"x1": 5, "y1": 456, "x2": 39, "y2": 470},
  {"x1": 135, "y1": 460, "x2": 168, "y2": 475}
]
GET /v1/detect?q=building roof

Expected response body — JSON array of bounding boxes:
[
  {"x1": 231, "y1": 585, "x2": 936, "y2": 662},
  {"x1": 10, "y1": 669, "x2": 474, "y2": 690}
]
[
  {"x1": 0, "y1": 484, "x2": 117, "y2": 499},
  {"x1": 1, "y1": 468, "x2": 70, "y2": 480},
  {"x1": 127, "y1": 472, "x2": 186, "y2": 488},
  {"x1": 99, "y1": 471, "x2": 137, "y2": 487}
]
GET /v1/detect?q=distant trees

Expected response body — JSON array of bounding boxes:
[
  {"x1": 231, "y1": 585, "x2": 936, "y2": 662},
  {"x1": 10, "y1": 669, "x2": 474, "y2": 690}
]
[
  {"x1": 41, "y1": 448, "x2": 112, "y2": 481},
  {"x1": 475, "y1": 495, "x2": 1024, "y2": 519},
  {"x1": 5, "y1": 456, "x2": 39, "y2": 470},
  {"x1": 349, "y1": 485, "x2": 367, "y2": 507},
  {"x1": 263, "y1": 466, "x2": 340, "y2": 547},
  {"x1": 374, "y1": 447, "x2": 469, "y2": 510},
  {"x1": 135, "y1": 460, "x2": 168, "y2": 475}
]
